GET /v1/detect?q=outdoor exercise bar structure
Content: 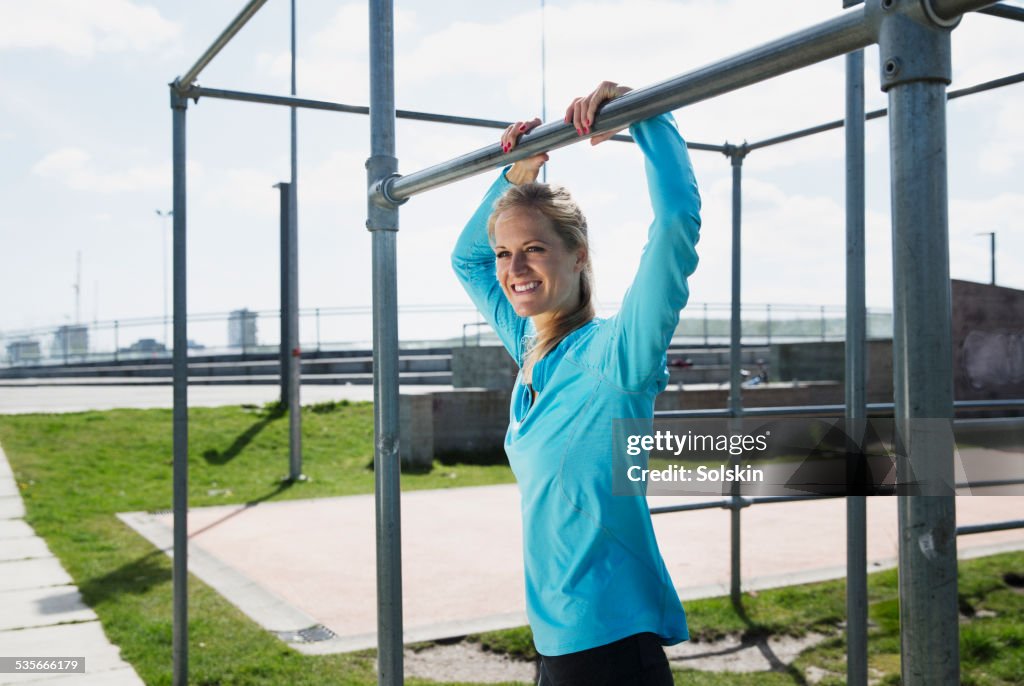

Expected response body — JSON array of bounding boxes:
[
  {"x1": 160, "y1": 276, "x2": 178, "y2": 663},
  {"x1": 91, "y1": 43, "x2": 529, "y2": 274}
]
[{"x1": 166, "y1": 1, "x2": 1020, "y2": 685}]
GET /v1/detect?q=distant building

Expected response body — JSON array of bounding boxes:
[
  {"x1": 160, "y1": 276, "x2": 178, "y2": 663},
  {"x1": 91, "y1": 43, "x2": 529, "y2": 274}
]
[
  {"x1": 52, "y1": 325, "x2": 88, "y2": 359},
  {"x1": 6, "y1": 340, "x2": 41, "y2": 365},
  {"x1": 228, "y1": 309, "x2": 258, "y2": 349},
  {"x1": 123, "y1": 338, "x2": 167, "y2": 354}
]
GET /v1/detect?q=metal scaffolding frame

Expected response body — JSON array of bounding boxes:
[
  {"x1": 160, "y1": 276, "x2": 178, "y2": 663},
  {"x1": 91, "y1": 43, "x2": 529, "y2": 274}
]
[{"x1": 166, "y1": 1, "x2": 1022, "y2": 684}]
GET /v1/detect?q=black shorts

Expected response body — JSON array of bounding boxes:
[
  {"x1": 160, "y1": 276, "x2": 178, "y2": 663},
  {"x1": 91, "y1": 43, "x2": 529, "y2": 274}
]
[{"x1": 537, "y1": 632, "x2": 674, "y2": 686}]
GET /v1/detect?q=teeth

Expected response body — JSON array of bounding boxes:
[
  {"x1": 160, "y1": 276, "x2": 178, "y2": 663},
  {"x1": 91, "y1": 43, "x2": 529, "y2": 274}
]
[{"x1": 513, "y1": 282, "x2": 539, "y2": 293}]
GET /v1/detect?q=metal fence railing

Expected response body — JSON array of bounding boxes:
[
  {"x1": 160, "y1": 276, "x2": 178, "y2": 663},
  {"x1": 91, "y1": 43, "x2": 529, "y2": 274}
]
[{"x1": 2, "y1": 302, "x2": 894, "y2": 367}]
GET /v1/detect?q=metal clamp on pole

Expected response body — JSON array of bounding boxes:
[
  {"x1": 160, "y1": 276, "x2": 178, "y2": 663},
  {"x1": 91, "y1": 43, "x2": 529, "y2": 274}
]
[
  {"x1": 170, "y1": 80, "x2": 202, "y2": 104},
  {"x1": 722, "y1": 142, "x2": 749, "y2": 166},
  {"x1": 170, "y1": 81, "x2": 194, "y2": 106},
  {"x1": 724, "y1": 496, "x2": 752, "y2": 511},
  {"x1": 366, "y1": 156, "x2": 405, "y2": 230},
  {"x1": 877, "y1": 0, "x2": 954, "y2": 91}
]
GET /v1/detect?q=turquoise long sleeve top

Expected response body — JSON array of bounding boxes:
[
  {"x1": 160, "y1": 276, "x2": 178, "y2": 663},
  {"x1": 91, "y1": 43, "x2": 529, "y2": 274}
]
[{"x1": 451, "y1": 113, "x2": 701, "y2": 656}]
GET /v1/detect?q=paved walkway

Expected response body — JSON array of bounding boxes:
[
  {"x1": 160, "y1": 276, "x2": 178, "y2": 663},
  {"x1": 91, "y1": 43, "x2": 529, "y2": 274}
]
[
  {"x1": 0, "y1": 446, "x2": 143, "y2": 685},
  {"x1": 122, "y1": 484, "x2": 1024, "y2": 654}
]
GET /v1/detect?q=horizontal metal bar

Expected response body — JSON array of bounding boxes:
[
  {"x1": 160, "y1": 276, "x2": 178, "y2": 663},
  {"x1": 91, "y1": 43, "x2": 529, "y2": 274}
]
[
  {"x1": 653, "y1": 502, "x2": 1024, "y2": 529},
  {"x1": 753, "y1": 495, "x2": 839, "y2": 505},
  {"x1": 931, "y1": 0, "x2": 1001, "y2": 21},
  {"x1": 978, "y1": 3, "x2": 1024, "y2": 21},
  {"x1": 649, "y1": 494, "x2": 836, "y2": 516},
  {"x1": 175, "y1": 0, "x2": 270, "y2": 91},
  {"x1": 956, "y1": 399, "x2": 1024, "y2": 411},
  {"x1": 959, "y1": 478, "x2": 1024, "y2": 490},
  {"x1": 957, "y1": 519, "x2": 1024, "y2": 536},
  {"x1": 947, "y1": 71, "x2": 1024, "y2": 99},
  {"x1": 649, "y1": 500, "x2": 732, "y2": 514},
  {"x1": 190, "y1": 86, "x2": 369, "y2": 114},
  {"x1": 748, "y1": 71, "x2": 1024, "y2": 150},
  {"x1": 184, "y1": 86, "x2": 726, "y2": 151},
  {"x1": 383, "y1": 7, "x2": 876, "y2": 202},
  {"x1": 656, "y1": 398, "x2": 1024, "y2": 419}
]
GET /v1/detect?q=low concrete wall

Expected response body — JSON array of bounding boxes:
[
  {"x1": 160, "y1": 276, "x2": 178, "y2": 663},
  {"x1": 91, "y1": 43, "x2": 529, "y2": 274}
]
[
  {"x1": 451, "y1": 346, "x2": 518, "y2": 390},
  {"x1": 399, "y1": 381, "x2": 851, "y2": 468},
  {"x1": 770, "y1": 340, "x2": 893, "y2": 402},
  {"x1": 399, "y1": 389, "x2": 509, "y2": 469}
]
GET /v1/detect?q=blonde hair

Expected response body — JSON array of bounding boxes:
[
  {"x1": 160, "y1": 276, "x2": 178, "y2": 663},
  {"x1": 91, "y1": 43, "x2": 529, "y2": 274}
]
[{"x1": 487, "y1": 183, "x2": 595, "y2": 378}]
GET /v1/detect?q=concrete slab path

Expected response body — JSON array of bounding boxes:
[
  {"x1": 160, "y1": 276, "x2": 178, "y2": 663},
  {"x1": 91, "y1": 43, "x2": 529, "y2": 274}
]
[
  {"x1": 0, "y1": 446, "x2": 143, "y2": 685},
  {"x1": 122, "y1": 483, "x2": 1024, "y2": 654}
]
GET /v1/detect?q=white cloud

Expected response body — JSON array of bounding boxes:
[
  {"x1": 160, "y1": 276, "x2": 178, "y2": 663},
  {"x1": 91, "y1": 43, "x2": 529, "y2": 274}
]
[
  {"x1": 199, "y1": 167, "x2": 281, "y2": 216},
  {"x1": 975, "y1": 101, "x2": 1024, "y2": 174},
  {"x1": 255, "y1": 3, "x2": 419, "y2": 101},
  {"x1": 0, "y1": 0, "x2": 179, "y2": 58},
  {"x1": 31, "y1": 147, "x2": 194, "y2": 193}
]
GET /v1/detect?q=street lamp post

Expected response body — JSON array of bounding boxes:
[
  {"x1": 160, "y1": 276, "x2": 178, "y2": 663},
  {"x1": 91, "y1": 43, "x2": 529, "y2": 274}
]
[{"x1": 156, "y1": 209, "x2": 173, "y2": 347}]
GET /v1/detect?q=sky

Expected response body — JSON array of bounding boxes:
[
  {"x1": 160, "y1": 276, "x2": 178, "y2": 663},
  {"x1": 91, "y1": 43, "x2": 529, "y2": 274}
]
[{"x1": 0, "y1": 0, "x2": 1021, "y2": 351}]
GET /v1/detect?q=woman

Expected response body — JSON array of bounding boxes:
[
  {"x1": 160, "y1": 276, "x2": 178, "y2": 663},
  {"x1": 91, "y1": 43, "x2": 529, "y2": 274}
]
[{"x1": 451, "y1": 80, "x2": 702, "y2": 686}]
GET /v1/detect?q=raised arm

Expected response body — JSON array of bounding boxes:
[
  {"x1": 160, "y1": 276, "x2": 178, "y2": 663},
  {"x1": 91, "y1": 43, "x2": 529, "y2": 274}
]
[
  {"x1": 451, "y1": 126, "x2": 550, "y2": 364},
  {"x1": 451, "y1": 172, "x2": 526, "y2": 363},
  {"x1": 607, "y1": 112, "x2": 702, "y2": 390}
]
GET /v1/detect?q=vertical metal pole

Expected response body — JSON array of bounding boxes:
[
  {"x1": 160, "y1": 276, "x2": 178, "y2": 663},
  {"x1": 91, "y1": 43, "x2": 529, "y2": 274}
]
[
  {"x1": 989, "y1": 232, "x2": 995, "y2": 285},
  {"x1": 276, "y1": 182, "x2": 302, "y2": 480},
  {"x1": 821, "y1": 305, "x2": 826, "y2": 340},
  {"x1": 286, "y1": 0, "x2": 302, "y2": 481},
  {"x1": 728, "y1": 148, "x2": 745, "y2": 417},
  {"x1": 114, "y1": 320, "x2": 119, "y2": 362},
  {"x1": 727, "y1": 145, "x2": 745, "y2": 606},
  {"x1": 540, "y1": 0, "x2": 548, "y2": 183},
  {"x1": 880, "y1": 5, "x2": 959, "y2": 684},
  {"x1": 278, "y1": 182, "x2": 291, "y2": 404},
  {"x1": 367, "y1": 0, "x2": 404, "y2": 683},
  {"x1": 315, "y1": 307, "x2": 321, "y2": 352},
  {"x1": 844, "y1": 41, "x2": 868, "y2": 686},
  {"x1": 766, "y1": 304, "x2": 772, "y2": 345},
  {"x1": 170, "y1": 86, "x2": 189, "y2": 686}
]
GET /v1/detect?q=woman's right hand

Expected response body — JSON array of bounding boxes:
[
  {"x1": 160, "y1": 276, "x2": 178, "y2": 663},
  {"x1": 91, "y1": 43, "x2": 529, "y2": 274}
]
[{"x1": 502, "y1": 116, "x2": 548, "y2": 185}]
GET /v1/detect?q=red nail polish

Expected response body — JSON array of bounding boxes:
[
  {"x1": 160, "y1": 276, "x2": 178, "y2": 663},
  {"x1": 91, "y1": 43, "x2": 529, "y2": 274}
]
[
  {"x1": 519, "y1": 124, "x2": 526, "y2": 131},
  {"x1": 576, "y1": 128, "x2": 582, "y2": 135},
  {"x1": 584, "y1": 126, "x2": 590, "y2": 134}
]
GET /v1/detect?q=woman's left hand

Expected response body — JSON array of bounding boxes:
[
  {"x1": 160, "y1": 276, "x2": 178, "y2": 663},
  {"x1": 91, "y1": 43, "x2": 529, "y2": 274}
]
[{"x1": 565, "y1": 80, "x2": 633, "y2": 145}]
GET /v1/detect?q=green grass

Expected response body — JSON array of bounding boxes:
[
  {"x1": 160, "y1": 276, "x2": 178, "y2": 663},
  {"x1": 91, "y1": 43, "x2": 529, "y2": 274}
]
[
  {"x1": 0, "y1": 402, "x2": 514, "y2": 686},
  {"x1": 1, "y1": 404, "x2": 1022, "y2": 685}
]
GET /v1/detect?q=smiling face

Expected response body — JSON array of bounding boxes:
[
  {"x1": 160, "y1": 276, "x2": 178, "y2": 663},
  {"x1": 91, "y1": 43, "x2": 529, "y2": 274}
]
[{"x1": 492, "y1": 206, "x2": 586, "y2": 327}]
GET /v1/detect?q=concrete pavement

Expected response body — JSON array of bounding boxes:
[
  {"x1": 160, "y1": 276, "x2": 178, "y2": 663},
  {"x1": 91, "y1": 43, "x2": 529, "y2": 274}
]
[
  {"x1": 122, "y1": 483, "x2": 1024, "y2": 654},
  {"x1": 0, "y1": 446, "x2": 143, "y2": 685}
]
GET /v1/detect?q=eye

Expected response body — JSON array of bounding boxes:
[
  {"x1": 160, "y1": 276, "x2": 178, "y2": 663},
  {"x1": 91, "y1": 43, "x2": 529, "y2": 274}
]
[
  {"x1": 495, "y1": 250, "x2": 510, "y2": 259},
  {"x1": 526, "y1": 245, "x2": 544, "y2": 253}
]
